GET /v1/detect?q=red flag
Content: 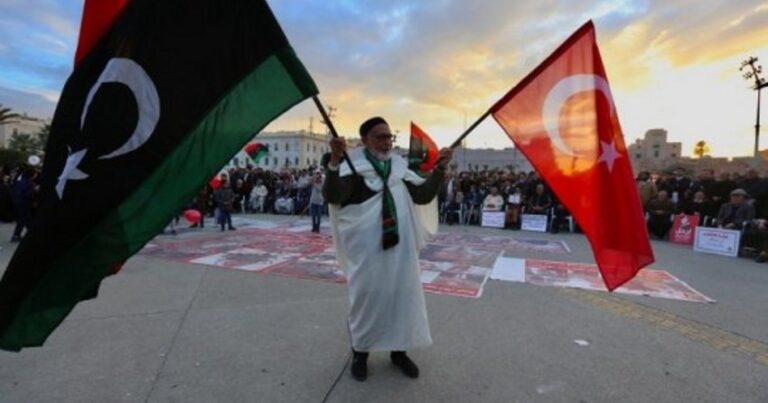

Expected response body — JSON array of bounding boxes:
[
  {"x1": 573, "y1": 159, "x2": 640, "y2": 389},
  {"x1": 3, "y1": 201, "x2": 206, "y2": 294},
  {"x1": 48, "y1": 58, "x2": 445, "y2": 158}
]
[
  {"x1": 74, "y1": 0, "x2": 131, "y2": 66},
  {"x1": 408, "y1": 122, "x2": 439, "y2": 174},
  {"x1": 491, "y1": 21, "x2": 654, "y2": 290}
]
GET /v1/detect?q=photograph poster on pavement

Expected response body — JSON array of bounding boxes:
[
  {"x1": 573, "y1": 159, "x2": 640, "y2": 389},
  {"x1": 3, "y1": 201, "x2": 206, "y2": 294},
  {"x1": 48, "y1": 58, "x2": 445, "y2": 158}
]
[{"x1": 693, "y1": 227, "x2": 741, "y2": 257}]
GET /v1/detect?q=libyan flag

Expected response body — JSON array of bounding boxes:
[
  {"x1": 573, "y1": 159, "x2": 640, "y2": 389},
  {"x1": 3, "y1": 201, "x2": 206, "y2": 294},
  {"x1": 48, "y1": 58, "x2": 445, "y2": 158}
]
[
  {"x1": 408, "y1": 122, "x2": 439, "y2": 175},
  {"x1": 245, "y1": 143, "x2": 269, "y2": 164},
  {"x1": 0, "y1": 0, "x2": 318, "y2": 351}
]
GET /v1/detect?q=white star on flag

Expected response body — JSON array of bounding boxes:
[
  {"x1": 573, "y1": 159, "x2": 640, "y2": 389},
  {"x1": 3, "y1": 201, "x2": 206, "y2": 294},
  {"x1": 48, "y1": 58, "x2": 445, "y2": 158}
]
[
  {"x1": 56, "y1": 148, "x2": 89, "y2": 198},
  {"x1": 598, "y1": 140, "x2": 621, "y2": 173}
]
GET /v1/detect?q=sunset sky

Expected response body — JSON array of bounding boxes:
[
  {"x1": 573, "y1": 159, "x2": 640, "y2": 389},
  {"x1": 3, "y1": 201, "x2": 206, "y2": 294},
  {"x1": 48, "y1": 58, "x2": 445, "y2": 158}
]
[{"x1": 0, "y1": 0, "x2": 766, "y2": 157}]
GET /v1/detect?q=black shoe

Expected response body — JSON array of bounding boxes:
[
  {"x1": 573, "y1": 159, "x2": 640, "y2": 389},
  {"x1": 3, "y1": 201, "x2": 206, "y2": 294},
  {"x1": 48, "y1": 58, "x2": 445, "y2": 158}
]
[
  {"x1": 391, "y1": 351, "x2": 419, "y2": 379},
  {"x1": 351, "y1": 351, "x2": 368, "y2": 382},
  {"x1": 756, "y1": 252, "x2": 768, "y2": 263},
  {"x1": 229, "y1": 227, "x2": 236, "y2": 231}
]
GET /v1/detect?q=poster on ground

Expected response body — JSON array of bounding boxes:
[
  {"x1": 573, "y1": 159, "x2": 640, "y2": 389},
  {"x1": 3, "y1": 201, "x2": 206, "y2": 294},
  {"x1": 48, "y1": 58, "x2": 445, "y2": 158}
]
[
  {"x1": 669, "y1": 214, "x2": 699, "y2": 246},
  {"x1": 693, "y1": 227, "x2": 740, "y2": 257}
]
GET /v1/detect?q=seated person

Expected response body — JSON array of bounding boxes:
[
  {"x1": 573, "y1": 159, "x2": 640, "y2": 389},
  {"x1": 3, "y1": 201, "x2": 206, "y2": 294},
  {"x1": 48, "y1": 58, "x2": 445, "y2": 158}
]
[
  {"x1": 505, "y1": 187, "x2": 524, "y2": 228},
  {"x1": 646, "y1": 190, "x2": 675, "y2": 239},
  {"x1": 716, "y1": 189, "x2": 755, "y2": 230},
  {"x1": 482, "y1": 187, "x2": 504, "y2": 211},
  {"x1": 549, "y1": 193, "x2": 569, "y2": 234},
  {"x1": 526, "y1": 184, "x2": 551, "y2": 215},
  {"x1": 741, "y1": 219, "x2": 768, "y2": 262}
]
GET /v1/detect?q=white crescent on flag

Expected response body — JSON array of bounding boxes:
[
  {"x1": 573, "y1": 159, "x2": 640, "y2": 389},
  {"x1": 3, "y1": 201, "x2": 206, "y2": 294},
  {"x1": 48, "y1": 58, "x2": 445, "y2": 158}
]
[{"x1": 541, "y1": 74, "x2": 614, "y2": 157}]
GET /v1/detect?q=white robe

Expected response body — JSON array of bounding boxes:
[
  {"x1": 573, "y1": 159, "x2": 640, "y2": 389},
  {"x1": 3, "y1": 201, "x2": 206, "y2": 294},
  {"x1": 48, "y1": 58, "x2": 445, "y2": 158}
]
[{"x1": 329, "y1": 148, "x2": 438, "y2": 352}]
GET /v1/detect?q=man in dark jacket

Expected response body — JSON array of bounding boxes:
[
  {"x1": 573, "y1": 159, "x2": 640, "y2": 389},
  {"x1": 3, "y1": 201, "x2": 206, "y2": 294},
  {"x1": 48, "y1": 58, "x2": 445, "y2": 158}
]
[{"x1": 716, "y1": 188, "x2": 755, "y2": 230}]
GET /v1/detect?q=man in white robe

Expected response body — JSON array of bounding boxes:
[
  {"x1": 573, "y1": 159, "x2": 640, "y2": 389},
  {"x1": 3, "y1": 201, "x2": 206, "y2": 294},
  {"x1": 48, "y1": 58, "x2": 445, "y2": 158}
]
[{"x1": 324, "y1": 117, "x2": 452, "y2": 382}]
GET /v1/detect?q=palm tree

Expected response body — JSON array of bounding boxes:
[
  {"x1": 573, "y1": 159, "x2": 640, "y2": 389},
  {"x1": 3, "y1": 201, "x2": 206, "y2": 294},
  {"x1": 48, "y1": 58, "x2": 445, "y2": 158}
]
[
  {"x1": 9, "y1": 133, "x2": 40, "y2": 157},
  {"x1": 0, "y1": 104, "x2": 20, "y2": 125},
  {"x1": 693, "y1": 140, "x2": 711, "y2": 159},
  {"x1": 35, "y1": 123, "x2": 51, "y2": 153}
]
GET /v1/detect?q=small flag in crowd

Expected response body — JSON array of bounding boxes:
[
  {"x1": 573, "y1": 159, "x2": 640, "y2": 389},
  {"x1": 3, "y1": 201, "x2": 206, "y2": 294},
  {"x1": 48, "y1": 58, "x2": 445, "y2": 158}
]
[
  {"x1": 408, "y1": 122, "x2": 439, "y2": 175},
  {"x1": 0, "y1": 0, "x2": 319, "y2": 351},
  {"x1": 245, "y1": 143, "x2": 269, "y2": 164},
  {"x1": 490, "y1": 21, "x2": 654, "y2": 290}
]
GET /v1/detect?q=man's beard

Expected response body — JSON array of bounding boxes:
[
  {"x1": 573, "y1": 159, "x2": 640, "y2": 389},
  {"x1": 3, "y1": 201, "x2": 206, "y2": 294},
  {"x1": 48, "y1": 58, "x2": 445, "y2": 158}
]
[{"x1": 371, "y1": 150, "x2": 392, "y2": 161}]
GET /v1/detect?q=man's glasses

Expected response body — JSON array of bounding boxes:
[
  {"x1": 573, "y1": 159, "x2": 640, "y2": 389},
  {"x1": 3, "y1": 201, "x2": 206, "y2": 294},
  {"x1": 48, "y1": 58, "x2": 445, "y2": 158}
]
[{"x1": 370, "y1": 134, "x2": 396, "y2": 142}]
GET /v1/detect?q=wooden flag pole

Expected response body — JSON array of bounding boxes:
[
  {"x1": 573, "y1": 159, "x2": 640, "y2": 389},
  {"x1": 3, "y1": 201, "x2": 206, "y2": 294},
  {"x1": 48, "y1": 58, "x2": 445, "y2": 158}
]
[
  {"x1": 312, "y1": 95, "x2": 357, "y2": 175},
  {"x1": 449, "y1": 109, "x2": 492, "y2": 149}
]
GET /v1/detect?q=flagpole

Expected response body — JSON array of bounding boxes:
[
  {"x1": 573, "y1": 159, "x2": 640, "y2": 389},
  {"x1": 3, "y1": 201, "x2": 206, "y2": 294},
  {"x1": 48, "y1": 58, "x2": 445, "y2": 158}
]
[
  {"x1": 312, "y1": 95, "x2": 357, "y2": 175},
  {"x1": 449, "y1": 109, "x2": 492, "y2": 149}
]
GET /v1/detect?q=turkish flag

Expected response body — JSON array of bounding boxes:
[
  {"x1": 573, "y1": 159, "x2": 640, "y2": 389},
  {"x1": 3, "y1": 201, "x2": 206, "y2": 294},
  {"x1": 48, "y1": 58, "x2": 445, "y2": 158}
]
[{"x1": 491, "y1": 21, "x2": 654, "y2": 290}]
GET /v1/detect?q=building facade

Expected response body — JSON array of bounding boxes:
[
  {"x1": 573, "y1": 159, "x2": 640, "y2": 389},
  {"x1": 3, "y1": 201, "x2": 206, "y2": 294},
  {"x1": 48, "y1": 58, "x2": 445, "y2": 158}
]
[
  {"x1": 228, "y1": 130, "x2": 533, "y2": 173},
  {"x1": 628, "y1": 129, "x2": 683, "y2": 173},
  {"x1": 451, "y1": 146, "x2": 533, "y2": 173},
  {"x1": 229, "y1": 130, "x2": 333, "y2": 170},
  {"x1": 0, "y1": 114, "x2": 48, "y2": 148}
]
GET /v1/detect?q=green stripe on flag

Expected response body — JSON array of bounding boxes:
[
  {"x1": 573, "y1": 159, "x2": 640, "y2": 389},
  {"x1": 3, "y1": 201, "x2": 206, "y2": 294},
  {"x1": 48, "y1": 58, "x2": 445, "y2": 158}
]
[{"x1": 0, "y1": 48, "x2": 316, "y2": 350}]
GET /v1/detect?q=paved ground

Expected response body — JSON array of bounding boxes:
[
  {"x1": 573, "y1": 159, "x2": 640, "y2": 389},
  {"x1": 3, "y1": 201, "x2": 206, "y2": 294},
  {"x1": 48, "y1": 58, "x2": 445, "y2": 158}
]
[{"x1": 0, "y1": 214, "x2": 767, "y2": 403}]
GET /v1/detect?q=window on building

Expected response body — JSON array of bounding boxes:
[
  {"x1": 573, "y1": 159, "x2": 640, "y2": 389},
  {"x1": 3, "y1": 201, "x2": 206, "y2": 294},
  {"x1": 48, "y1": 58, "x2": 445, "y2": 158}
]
[
  {"x1": 12, "y1": 129, "x2": 18, "y2": 136},
  {"x1": 295, "y1": 157, "x2": 299, "y2": 166},
  {"x1": 307, "y1": 144, "x2": 310, "y2": 152},
  {"x1": 654, "y1": 150, "x2": 660, "y2": 158},
  {"x1": 265, "y1": 157, "x2": 269, "y2": 166},
  {"x1": 671, "y1": 153, "x2": 676, "y2": 158},
  {"x1": 307, "y1": 158, "x2": 310, "y2": 166},
  {"x1": 636, "y1": 154, "x2": 642, "y2": 159},
  {"x1": 313, "y1": 145, "x2": 317, "y2": 153},
  {"x1": 285, "y1": 157, "x2": 290, "y2": 167},
  {"x1": 273, "y1": 157, "x2": 278, "y2": 166}
]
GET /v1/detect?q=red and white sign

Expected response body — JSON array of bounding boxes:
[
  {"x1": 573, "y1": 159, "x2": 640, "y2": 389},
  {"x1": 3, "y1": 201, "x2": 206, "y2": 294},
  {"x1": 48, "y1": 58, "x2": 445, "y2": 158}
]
[{"x1": 669, "y1": 214, "x2": 700, "y2": 246}]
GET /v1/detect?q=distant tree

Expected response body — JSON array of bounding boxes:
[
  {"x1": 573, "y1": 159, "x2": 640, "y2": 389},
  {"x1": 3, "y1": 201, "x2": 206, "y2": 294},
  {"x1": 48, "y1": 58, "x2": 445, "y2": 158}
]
[
  {"x1": 35, "y1": 123, "x2": 51, "y2": 154},
  {"x1": 0, "y1": 104, "x2": 20, "y2": 125},
  {"x1": 693, "y1": 141, "x2": 711, "y2": 159},
  {"x1": 9, "y1": 133, "x2": 40, "y2": 157},
  {"x1": 0, "y1": 148, "x2": 25, "y2": 166}
]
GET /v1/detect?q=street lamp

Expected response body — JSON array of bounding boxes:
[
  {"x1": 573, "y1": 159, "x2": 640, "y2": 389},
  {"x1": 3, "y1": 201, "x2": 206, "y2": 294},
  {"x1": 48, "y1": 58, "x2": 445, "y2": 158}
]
[{"x1": 740, "y1": 56, "x2": 768, "y2": 166}]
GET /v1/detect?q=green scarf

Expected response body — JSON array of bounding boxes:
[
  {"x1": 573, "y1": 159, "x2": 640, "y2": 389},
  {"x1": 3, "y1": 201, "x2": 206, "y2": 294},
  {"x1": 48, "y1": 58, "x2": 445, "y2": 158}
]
[{"x1": 364, "y1": 150, "x2": 399, "y2": 250}]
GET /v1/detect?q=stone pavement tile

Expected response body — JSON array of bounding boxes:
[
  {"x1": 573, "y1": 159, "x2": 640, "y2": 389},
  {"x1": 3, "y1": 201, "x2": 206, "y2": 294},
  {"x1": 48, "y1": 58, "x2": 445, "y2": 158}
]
[
  {"x1": 326, "y1": 282, "x2": 768, "y2": 403},
  {"x1": 190, "y1": 265, "x2": 347, "y2": 311},
  {"x1": 69, "y1": 256, "x2": 206, "y2": 320},
  {"x1": 0, "y1": 312, "x2": 183, "y2": 403},
  {"x1": 145, "y1": 298, "x2": 350, "y2": 403}
]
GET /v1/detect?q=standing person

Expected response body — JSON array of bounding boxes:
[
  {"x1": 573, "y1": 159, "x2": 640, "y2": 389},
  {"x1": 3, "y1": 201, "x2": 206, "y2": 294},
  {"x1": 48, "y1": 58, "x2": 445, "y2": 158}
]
[
  {"x1": 214, "y1": 177, "x2": 236, "y2": 231},
  {"x1": 324, "y1": 117, "x2": 452, "y2": 382},
  {"x1": 309, "y1": 171, "x2": 324, "y2": 233},
  {"x1": 191, "y1": 186, "x2": 208, "y2": 228},
  {"x1": 10, "y1": 168, "x2": 37, "y2": 242}
]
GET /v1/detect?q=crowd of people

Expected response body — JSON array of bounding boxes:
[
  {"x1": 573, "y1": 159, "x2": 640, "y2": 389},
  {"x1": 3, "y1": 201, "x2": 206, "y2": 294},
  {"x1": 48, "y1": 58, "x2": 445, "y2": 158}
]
[{"x1": 4, "y1": 162, "x2": 768, "y2": 262}]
